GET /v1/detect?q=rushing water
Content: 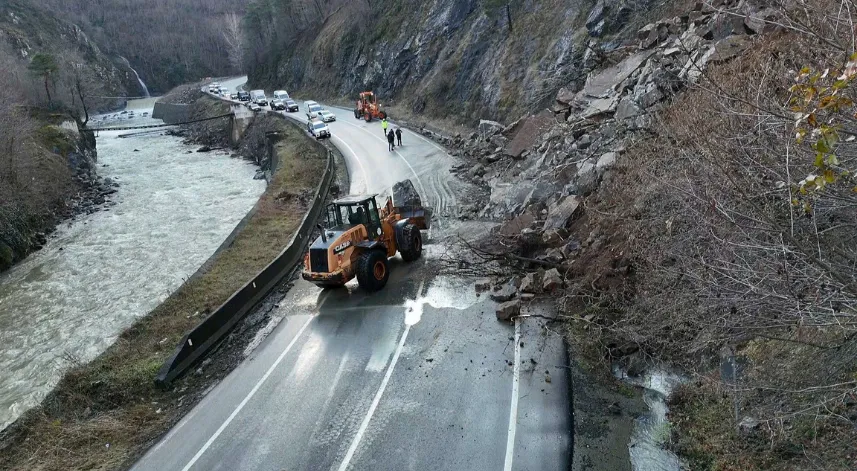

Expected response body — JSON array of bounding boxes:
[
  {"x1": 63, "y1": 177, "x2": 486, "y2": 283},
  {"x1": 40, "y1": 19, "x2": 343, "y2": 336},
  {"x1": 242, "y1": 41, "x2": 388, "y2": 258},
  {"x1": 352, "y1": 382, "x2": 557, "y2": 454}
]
[
  {"x1": 0, "y1": 103, "x2": 264, "y2": 430},
  {"x1": 614, "y1": 366, "x2": 686, "y2": 471}
]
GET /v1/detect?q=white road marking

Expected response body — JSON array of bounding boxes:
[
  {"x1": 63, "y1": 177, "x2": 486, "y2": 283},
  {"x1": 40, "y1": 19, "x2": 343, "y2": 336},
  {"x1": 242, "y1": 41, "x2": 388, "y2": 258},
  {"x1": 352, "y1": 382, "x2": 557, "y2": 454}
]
[
  {"x1": 336, "y1": 280, "x2": 425, "y2": 471},
  {"x1": 504, "y1": 319, "x2": 521, "y2": 471},
  {"x1": 180, "y1": 316, "x2": 314, "y2": 471},
  {"x1": 331, "y1": 135, "x2": 369, "y2": 194}
]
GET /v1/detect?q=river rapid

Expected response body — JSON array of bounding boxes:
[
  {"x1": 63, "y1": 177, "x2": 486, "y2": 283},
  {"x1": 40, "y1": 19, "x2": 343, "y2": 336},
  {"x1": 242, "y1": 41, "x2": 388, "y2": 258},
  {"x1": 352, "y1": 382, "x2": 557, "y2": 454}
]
[{"x1": 0, "y1": 100, "x2": 264, "y2": 430}]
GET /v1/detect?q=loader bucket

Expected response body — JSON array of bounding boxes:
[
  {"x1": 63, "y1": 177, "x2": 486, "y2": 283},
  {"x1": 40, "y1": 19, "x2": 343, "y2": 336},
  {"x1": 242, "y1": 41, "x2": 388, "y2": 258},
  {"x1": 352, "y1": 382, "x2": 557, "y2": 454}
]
[{"x1": 393, "y1": 179, "x2": 432, "y2": 230}]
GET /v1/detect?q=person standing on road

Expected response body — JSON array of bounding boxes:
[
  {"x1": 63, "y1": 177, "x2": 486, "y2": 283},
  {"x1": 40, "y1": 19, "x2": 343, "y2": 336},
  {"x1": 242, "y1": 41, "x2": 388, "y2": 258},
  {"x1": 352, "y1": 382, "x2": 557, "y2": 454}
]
[
  {"x1": 387, "y1": 129, "x2": 395, "y2": 152},
  {"x1": 395, "y1": 127, "x2": 403, "y2": 147},
  {"x1": 381, "y1": 117, "x2": 388, "y2": 136}
]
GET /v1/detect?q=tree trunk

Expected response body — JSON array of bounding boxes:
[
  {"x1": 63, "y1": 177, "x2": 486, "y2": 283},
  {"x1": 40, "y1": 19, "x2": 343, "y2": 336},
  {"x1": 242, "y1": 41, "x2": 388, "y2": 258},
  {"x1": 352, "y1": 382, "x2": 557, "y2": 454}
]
[
  {"x1": 43, "y1": 76, "x2": 52, "y2": 106},
  {"x1": 506, "y1": 5, "x2": 513, "y2": 32}
]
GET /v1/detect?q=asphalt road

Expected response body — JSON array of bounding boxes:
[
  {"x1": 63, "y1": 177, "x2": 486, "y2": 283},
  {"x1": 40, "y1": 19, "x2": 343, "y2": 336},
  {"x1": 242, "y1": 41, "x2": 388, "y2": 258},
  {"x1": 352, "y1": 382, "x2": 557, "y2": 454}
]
[{"x1": 133, "y1": 80, "x2": 571, "y2": 471}]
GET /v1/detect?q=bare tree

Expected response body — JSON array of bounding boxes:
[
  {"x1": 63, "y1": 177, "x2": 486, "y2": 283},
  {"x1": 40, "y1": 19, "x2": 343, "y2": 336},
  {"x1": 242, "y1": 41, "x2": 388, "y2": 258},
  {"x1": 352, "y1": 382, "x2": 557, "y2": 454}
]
[{"x1": 223, "y1": 12, "x2": 245, "y2": 73}]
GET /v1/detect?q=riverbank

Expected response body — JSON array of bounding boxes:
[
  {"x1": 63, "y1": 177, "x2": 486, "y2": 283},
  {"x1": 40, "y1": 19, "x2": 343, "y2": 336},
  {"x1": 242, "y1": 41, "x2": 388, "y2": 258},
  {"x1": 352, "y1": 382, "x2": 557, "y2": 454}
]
[
  {"x1": 0, "y1": 118, "x2": 327, "y2": 470},
  {"x1": 0, "y1": 112, "x2": 114, "y2": 273}
]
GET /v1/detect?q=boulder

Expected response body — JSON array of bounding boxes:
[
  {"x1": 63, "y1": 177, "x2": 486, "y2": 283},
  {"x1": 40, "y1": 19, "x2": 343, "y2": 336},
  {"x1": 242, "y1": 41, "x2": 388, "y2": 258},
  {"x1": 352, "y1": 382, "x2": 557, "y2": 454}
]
[
  {"x1": 577, "y1": 134, "x2": 593, "y2": 149},
  {"x1": 580, "y1": 51, "x2": 654, "y2": 99},
  {"x1": 555, "y1": 86, "x2": 577, "y2": 105},
  {"x1": 615, "y1": 97, "x2": 643, "y2": 120},
  {"x1": 499, "y1": 213, "x2": 536, "y2": 237},
  {"x1": 543, "y1": 196, "x2": 581, "y2": 231},
  {"x1": 490, "y1": 283, "x2": 517, "y2": 303},
  {"x1": 479, "y1": 119, "x2": 504, "y2": 138},
  {"x1": 711, "y1": 35, "x2": 749, "y2": 63},
  {"x1": 520, "y1": 272, "x2": 543, "y2": 294},
  {"x1": 503, "y1": 112, "x2": 553, "y2": 159},
  {"x1": 597, "y1": 152, "x2": 618, "y2": 170},
  {"x1": 475, "y1": 279, "x2": 492, "y2": 293},
  {"x1": 542, "y1": 229, "x2": 565, "y2": 247},
  {"x1": 496, "y1": 299, "x2": 521, "y2": 321},
  {"x1": 638, "y1": 23, "x2": 656, "y2": 40},
  {"x1": 543, "y1": 268, "x2": 563, "y2": 292}
]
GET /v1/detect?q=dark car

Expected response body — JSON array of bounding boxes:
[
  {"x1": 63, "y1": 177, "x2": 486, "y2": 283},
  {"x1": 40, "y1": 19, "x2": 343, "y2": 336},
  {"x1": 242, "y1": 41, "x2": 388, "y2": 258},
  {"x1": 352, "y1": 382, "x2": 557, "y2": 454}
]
[
  {"x1": 237, "y1": 91, "x2": 251, "y2": 102},
  {"x1": 270, "y1": 99, "x2": 286, "y2": 111},
  {"x1": 285, "y1": 99, "x2": 299, "y2": 112}
]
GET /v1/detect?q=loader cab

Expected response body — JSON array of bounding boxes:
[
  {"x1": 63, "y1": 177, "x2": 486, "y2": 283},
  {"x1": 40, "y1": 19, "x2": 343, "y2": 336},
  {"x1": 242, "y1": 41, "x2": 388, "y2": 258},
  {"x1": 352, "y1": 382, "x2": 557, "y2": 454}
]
[{"x1": 325, "y1": 195, "x2": 382, "y2": 239}]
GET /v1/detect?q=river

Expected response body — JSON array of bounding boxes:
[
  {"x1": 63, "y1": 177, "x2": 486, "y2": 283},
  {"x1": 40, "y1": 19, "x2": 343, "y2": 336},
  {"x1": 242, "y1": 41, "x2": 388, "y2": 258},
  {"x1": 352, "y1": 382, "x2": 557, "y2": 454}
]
[{"x1": 0, "y1": 100, "x2": 265, "y2": 430}]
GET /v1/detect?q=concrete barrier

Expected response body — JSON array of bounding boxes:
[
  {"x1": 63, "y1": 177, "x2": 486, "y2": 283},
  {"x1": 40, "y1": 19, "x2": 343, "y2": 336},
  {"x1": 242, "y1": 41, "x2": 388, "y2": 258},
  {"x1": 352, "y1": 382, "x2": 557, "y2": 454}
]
[
  {"x1": 151, "y1": 102, "x2": 190, "y2": 124},
  {"x1": 155, "y1": 147, "x2": 334, "y2": 387}
]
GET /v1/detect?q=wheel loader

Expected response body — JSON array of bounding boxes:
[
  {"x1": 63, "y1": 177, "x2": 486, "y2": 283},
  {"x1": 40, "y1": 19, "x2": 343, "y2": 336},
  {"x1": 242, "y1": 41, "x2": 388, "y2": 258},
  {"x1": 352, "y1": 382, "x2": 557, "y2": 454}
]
[
  {"x1": 301, "y1": 180, "x2": 431, "y2": 291},
  {"x1": 353, "y1": 91, "x2": 387, "y2": 122}
]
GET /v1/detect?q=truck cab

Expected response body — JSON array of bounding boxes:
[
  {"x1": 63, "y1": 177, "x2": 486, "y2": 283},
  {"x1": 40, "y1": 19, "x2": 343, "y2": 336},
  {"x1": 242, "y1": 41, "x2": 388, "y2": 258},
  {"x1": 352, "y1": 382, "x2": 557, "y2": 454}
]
[{"x1": 250, "y1": 90, "x2": 268, "y2": 106}]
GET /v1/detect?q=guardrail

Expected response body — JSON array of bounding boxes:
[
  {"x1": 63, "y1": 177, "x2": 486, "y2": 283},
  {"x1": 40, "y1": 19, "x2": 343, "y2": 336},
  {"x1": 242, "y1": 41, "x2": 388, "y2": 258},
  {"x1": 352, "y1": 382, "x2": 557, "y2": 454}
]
[{"x1": 154, "y1": 146, "x2": 334, "y2": 388}]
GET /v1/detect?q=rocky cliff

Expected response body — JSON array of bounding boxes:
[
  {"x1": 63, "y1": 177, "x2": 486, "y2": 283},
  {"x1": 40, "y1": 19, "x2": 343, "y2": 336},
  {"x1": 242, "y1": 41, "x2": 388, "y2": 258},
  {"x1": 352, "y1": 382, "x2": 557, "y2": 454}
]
[{"x1": 246, "y1": 0, "x2": 667, "y2": 122}]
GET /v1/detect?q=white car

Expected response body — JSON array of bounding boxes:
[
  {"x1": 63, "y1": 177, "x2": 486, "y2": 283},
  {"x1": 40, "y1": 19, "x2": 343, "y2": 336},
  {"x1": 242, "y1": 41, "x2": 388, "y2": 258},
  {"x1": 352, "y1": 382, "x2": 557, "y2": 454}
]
[
  {"x1": 248, "y1": 102, "x2": 262, "y2": 112},
  {"x1": 318, "y1": 110, "x2": 336, "y2": 122},
  {"x1": 305, "y1": 100, "x2": 323, "y2": 119},
  {"x1": 219, "y1": 87, "x2": 230, "y2": 96},
  {"x1": 307, "y1": 119, "x2": 330, "y2": 139}
]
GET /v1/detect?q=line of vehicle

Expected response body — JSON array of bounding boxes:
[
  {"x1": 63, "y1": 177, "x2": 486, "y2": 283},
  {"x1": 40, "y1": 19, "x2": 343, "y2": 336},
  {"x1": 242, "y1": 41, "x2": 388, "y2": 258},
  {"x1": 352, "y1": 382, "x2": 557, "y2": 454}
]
[
  {"x1": 179, "y1": 316, "x2": 314, "y2": 471},
  {"x1": 504, "y1": 318, "x2": 521, "y2": 471},
  {"x1": 336, "y1": 279, "x2": 426, "y2": 471}
]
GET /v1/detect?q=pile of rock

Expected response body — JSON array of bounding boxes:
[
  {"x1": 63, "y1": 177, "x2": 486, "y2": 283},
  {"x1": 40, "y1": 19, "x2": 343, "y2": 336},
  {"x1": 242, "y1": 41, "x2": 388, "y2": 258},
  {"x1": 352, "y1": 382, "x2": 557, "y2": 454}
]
[{"x1": 452, "y1": 0, "x2": 779, "y2": 317}]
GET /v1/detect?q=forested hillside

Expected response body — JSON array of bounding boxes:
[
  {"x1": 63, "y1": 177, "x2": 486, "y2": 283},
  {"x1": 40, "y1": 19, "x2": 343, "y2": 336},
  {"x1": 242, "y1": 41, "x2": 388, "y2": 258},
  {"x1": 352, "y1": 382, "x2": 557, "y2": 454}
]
[
  {"x1": 0, "y1": 0, "x2": 130, "y2": 271},
  {"x1": 40, "y1": 0, "x2": 251, "y2": 93}
]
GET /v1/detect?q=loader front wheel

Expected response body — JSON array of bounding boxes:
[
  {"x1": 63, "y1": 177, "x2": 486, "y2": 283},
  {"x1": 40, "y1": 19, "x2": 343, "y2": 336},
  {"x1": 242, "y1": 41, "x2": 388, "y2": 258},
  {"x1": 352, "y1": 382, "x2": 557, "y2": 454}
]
[
  {"x1": 357, "y1": 250, "x2": 389, "y2": 292},
  {"x1": 399, "y1": 224, "x2": 422, "y2": 262},
  {"x1": 354, "y1": 108, "x2": 361, "y2": 119}
]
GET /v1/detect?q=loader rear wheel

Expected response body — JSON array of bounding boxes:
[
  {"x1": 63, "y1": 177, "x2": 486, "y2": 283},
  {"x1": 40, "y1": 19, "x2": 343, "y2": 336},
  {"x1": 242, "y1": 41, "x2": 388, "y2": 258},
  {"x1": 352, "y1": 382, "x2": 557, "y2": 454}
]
[
  {"x1": 399, "y1": 224, "x2": 422, "y2": 262},
  {"x1": 357, "y1": 250, "x2": 389, "y2": 292}
]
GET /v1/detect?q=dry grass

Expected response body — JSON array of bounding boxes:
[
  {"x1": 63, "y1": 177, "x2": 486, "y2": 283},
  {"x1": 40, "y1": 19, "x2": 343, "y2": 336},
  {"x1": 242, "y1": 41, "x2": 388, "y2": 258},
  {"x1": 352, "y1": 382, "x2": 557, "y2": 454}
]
[{"x1": 0, "y1": 122, "x2": 326, "y2": 471}]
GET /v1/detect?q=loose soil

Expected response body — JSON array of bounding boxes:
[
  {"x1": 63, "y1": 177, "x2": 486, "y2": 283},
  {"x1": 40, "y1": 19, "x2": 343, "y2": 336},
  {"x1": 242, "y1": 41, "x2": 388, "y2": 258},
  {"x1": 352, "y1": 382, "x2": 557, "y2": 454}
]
[{"x1": 0, "y1": 119, "x2": 326, "y2": 470}]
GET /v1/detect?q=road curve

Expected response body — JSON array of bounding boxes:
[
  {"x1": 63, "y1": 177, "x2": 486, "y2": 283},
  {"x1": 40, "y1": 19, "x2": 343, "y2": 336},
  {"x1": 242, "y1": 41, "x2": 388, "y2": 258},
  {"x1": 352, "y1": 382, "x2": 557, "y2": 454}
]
[{"x1": 132, "y1": 80, "x2": 571, "y2": 471}]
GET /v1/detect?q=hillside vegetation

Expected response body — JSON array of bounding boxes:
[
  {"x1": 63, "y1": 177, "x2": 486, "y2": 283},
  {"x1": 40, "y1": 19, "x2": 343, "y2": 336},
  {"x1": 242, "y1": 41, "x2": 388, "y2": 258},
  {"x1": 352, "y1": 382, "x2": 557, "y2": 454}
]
[
  {"x1": 0, "y1": 0, "x2": 130, "y2": 271},
  {"x1": 40, "y1": 0, "x2": 251, "y2": 93}
]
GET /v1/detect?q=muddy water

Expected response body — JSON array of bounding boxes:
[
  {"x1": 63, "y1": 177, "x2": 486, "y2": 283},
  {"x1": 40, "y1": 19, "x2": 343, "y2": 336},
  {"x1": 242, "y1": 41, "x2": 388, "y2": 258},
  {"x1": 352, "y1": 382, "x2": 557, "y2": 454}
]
[{"x1": 0, "y1": 104, "x2": 264, "y2": 430}]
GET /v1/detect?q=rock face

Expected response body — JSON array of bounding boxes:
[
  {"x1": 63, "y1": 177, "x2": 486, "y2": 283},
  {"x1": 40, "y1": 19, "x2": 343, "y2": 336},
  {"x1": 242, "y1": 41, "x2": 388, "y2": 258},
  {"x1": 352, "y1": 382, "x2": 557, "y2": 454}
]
[{"x1": 247, "y1": 1, "x2": 665, "y2": 122}]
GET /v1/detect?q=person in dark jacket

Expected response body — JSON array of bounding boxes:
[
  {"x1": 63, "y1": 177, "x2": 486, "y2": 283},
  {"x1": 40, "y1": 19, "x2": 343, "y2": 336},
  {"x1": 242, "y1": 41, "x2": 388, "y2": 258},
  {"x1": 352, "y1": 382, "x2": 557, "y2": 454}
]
[
  {"x1": 395, "y1": 127, "x2": 403, "y2": 147},
  {"x1": 387, "y1": 129, "x2": 395, "y2": 151}
]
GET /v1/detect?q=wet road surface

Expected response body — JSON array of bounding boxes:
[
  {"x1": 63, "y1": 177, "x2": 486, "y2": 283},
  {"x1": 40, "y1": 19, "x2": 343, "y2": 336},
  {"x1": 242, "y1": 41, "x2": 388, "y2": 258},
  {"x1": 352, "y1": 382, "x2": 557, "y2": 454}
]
[{"x1": 132, "y1": 83, "x2": 571, "y2": 471}]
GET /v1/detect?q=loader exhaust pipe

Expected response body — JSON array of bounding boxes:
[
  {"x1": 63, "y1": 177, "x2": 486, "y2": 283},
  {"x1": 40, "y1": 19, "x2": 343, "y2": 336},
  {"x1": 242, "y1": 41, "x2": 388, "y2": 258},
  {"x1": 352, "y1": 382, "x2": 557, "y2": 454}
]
[{"x1": 318, "y1": 224, "x2": 327, "y2": 243}]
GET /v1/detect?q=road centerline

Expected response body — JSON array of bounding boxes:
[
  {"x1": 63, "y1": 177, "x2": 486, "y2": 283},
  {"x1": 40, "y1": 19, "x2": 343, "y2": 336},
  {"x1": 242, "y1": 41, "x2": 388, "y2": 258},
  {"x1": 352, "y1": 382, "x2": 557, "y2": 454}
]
[
  {"x1": 336, "y1": 280, "x2": 426, "y2": 471},
  {"x1": 180, "y1": 316, "x2": 314, "y2": 471}
]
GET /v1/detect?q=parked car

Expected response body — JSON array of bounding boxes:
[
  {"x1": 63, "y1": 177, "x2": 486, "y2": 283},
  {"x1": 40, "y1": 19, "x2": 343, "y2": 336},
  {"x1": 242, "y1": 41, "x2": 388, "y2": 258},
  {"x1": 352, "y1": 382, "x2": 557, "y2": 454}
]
[
  {"x1": 305, "y1": 100, "x2": 323, "y2": 119},
  {"x1": 271, "y1": 99, "x2": 286, "y2": 110},
  {"x1": 273, "y1": 90, "x2": 289, "y2": 101},
  {"x1": 285, "y1": 99, "x2": 299, "y2": 112},
  {"x1": 250, "y1": 89, "x2": 268, "y2": 106},
  {"x1": 318, "y1": 109, "x2": 336, "y2": 123},
  {"x1": 219, "y1": 87, "x2": 230, "y2": 96},
  {"x1": 230, "y1": 92, "x2": 239, "y2": 100},
  {"x1": 307, "y1": 119, "x2": 331, "y2": 139},
  {"x1": 248, "y1": 102, "x2": 262, "y2": 112},
  {"x1": 237, "y1": 91, "x2": 251, "y2": 102}
]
